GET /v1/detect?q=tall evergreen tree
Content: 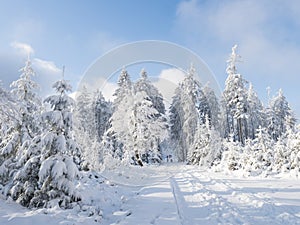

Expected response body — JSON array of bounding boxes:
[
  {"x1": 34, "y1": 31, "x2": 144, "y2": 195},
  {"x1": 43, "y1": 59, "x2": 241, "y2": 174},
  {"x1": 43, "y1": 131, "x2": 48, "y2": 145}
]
[
  {"x1": 222, "y1": 45, "x2": 249, "y2": 144},
  {"x1": 169, "y1": 64, "x2": 210, "y2": 162},
  {"x1": 0, "y1": 83, "x2": 18, "y2": 142},
  {"x1": 10, "y1": 73, "x2": 82, "y2": 208},
  {"x1": 74, "y1": 85, "x2": 95, "y2": 136},
  {"x1": 247, "y1": 83, "x2": 265, "y2": 139},
  {"x1": 107, "y1": 68, "x2": 133, "y2": 161},
  {"x1": 0, "y1": 58, "x2": 40, "y2": 186},
  {"x1": 203, "y1": 84, "x2": 221, "y2": 130},
  {"x1": 94, "y1": 90, "x2": 112, "y2": 142},
  {"x1": 108, "y1": 68, "x2": 167, "y2": 166},
  {"x1": 134, "y1": 69, "x2": 165, "y2": 114},
  {"x1": 266, "y1": 89, "x2": 296, "y2": 140},
  {"x1": 127, "y1": 91, "x2": 168, "y2": 165},
  {"x1": 113, "y1": 68, "x2": 132, "y2": 109}
]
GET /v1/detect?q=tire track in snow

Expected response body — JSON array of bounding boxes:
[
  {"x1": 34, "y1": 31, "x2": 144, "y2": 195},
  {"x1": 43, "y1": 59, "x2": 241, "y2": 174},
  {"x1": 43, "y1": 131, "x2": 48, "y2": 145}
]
[{"x1": 170, "y1": 177, "x2": 184, "y2": 225}]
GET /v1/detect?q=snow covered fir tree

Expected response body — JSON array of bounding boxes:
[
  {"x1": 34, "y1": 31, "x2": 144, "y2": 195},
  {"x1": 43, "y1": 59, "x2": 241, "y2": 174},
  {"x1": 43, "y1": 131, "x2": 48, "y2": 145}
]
[{"x1": 0, "y1": 44, "x2": 300, "y2": 213}]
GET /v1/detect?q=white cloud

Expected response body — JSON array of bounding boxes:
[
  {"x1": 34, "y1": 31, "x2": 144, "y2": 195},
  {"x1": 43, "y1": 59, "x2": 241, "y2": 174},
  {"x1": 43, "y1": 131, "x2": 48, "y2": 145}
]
[
  {"x1": 33, "y1": 58, "x2": 61, "y2": 74},
  {"x1": 10, "y1": 41, "x2": 34, "y2": 57},
  {"x1": 152, "y1": 68, "x2": 186, "y2": 107},
  {"x1": 102, "y1": 82, "x2": 118, "y2": 101},
  {"x1": 158, "y1": 68, "x2": 186, "y2": 85}
]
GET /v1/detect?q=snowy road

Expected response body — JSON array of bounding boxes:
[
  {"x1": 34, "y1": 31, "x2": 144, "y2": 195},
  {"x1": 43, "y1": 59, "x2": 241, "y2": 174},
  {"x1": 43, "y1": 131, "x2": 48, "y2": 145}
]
[{"x1": 107, "y1": 165, "x2": 300, "y2": 225}]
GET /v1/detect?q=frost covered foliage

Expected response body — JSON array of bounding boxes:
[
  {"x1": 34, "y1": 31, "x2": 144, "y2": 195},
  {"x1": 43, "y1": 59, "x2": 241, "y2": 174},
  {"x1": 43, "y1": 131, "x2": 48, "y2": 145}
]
[
  {"x1": 188, "y1": 117, "x2": 222, "y2": 167},
  {"x1": 106, "y1": 69, "x2": 167, "y2": 166},
  {"x1": 9, "y1": 78, "x2": 82, "y2": 208},
  {"x1": 241, "y1": 127, "x2": 274, "y2": 176},
  {"x1": 169, "y1": 64, "x2": 213, "y2": 162},
  {"x1": 266, "y1": 89, "x2": 296, "y2": 141},
  {"x1": 134, "y1": 69, "x2": 165, "y2": 114},
  {"x1": 0, "y1": 88, "x2": 19, "y2": 184},
  {"x1": 222, "y1": 45, "x2": 249, "y2": 144},
  {"x1": 215, "y1": 125, "x2": 300, "y2": 177},
  {"x1": 0, "y1": 83, "x2": 19, "y2": 139},
  {"x1": 94, "y1": 90, "x2": 112, "y2": 141},
  {"x1": 1, "y1": 59, "x2": 41, "y2": 185},
  {"x1": 127, "y1": 91, "x2": 168, "y2": 164},
  {"x1": 38, "y1": 78, "x2": 81, "y2": 207},
  {"x1": 74, "y1": 87, "x2": 110, "y2": 170},
  {"x1": 10, "y1": 59, "x2": 41, "y2": 142},
  {"x1": 217, "y1": 136, "x2": 242, "y2": 171},
  {"x1": 272, "y1": 126, "x2": 300, "y2": 176},
  {"x1": 9, "y1": 135, "x2": 42, "y2": 206}
]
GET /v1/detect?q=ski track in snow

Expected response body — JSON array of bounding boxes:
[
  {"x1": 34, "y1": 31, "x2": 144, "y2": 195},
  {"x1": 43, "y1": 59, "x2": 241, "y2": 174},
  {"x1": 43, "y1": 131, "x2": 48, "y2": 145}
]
[{"x1": 1, "y1": 164, "x2": 300, "y2": 225}]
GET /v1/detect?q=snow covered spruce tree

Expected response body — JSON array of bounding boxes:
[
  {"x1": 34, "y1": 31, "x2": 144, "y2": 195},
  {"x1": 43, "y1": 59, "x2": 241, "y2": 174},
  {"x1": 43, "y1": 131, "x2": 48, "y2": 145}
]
[
  {"x1": 169, "y1": 64, "x2": 211, "y2": 162},
  {"x1": 108, "y1": 68, "x2": 167, "y2": 166},
  {"x1": 105, "y1": 68, "x2": 133, "y2": 161},
  {"x1": 266, "y1": 89, "x2": 296, "y2": 141},
  {"x1": 0, "y1": 83, "x2": 19, "y2": 142},
  {"x1": 242, "y1": 126, "x2": 273, "y2": 176},
  {"x1": 0, "y1": 84, "x2": 20, "y2": 186},
  {"x1": 222, "y1": 45, "x2": 249, "y2": 144},
  {"x1": 218, "y1": 135, "x2": 243, "y2": 171},
  {"x1": 94, "y1": 90, "x2": 112, "y2": 142},
  {"x1": 246, "y1": 83, "x2": 265, "y2": 139},
  {"x1": 202, "y1": 84, "x2": 221, "y2": 130},
  {"x1": 74, "y1": 85, "x2": 95, "y2": 137},
  {"x1": 10, "y1": 73, "x2": 82, "y2": 208},
  {"x1": 74, "y1": 86, "x2": 103, "y2": 170},
  {"x1": 286, "y1": 125, "x2": 300, "y2": 175},
  {"x1": 188, "y1": 116, "x2": 222, "y2": 166},
  {"x1": 130, "y1": 70, "x2": 168, "y2": 164},
  {"x1": 0, "y1": 58, "x2": 41, "y2": 186},
  {"x1": 9, "y1": 134, "x2": 42, "y2": 206},
  {"x1": 272, "y1": 125, "x2": 300, "y2": 175},
  {"x1": 134, "y1": 69, "x2": 165, "y2": 114}
]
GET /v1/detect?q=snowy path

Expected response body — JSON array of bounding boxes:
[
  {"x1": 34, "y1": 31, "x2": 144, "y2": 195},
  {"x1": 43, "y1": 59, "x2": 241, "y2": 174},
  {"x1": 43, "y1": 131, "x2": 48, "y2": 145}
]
[
  {"x1": 107, "y1": 165, "x2": 300, "y2": 225},
  {"x1": 1, "y1": 164, "x2": 300, "y2": 225}
]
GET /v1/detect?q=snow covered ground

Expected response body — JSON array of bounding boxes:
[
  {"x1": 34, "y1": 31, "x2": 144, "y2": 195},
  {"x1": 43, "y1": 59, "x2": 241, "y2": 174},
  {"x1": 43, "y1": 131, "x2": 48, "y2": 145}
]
[{"x1": 1, "y1": 163, "x2": 300, "y2": 225}]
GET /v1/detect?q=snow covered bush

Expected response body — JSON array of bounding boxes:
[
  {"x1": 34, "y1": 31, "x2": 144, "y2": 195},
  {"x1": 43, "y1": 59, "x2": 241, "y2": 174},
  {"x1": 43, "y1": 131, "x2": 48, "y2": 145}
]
[
  {"x1": 242, "y1": 127, "x2": 274, "y2": 176},
  {"x1": 217, "y1": 136, "x2": 243, "y2": 171},
  {"x1": 188, "y1": 117, "x2": 222, "y2": 167}
]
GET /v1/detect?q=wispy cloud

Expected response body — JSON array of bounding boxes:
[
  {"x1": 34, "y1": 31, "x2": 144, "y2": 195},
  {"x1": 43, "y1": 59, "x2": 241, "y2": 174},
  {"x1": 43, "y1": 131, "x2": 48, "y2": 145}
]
[
  {"x1": 10, "y1": 41, "x2": 34, "y2": 57},
  {"x1": 33, "y1": 58, "x2": 61, "y2": 74}
]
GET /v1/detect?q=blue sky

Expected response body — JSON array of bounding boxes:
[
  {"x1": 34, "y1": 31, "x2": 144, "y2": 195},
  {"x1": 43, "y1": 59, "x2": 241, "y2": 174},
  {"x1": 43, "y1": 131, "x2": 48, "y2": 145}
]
[{"x1": 0, "y1": 0, "x2": 299, "y2": 118}]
